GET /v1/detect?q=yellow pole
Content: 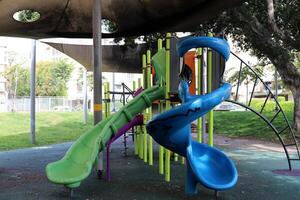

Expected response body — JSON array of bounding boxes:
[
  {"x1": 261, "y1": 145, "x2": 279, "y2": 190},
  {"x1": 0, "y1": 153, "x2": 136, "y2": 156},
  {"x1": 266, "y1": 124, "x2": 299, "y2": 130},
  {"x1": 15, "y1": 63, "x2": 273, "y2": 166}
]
[
  {"x1": 208, "y1": 32, "x2": 214, "y2": 146},
  {"x1": 158, "y1": 38, "x2": 164, "y2": 175},
  {"x1": 165, "y1": 33, "x2": 171, "y2": 182},
  {"x1": 133, "y1": 81, "x2": 138, "y2": 156},
  {"x1": 142, "y1": 54, "x2": 148, "y2": 163},
  {"x1": 147, "y1": 50, "x2": 153, "y2": 166},
  {"x1": 137, "y1": 78, "x2": 143, "y2": 159}
]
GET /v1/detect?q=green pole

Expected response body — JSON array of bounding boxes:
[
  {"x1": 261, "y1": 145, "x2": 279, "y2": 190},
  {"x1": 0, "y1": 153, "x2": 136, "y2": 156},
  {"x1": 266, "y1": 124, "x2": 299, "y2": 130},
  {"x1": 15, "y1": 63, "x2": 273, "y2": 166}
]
[
  {"x1": 137, "y1": 78, "x2": 143, "y2": 159},
  {"x1": 165, "y1": 33, "x2": 171, "y2": 182},
  {"x1": 197, "y1": 48, "x2": 202, "y2": 143},
  {"x1": 132, "y1": 81, "x2": 138, "y2": 156},
  {"x1": 142, "y1": 54, "x2": 148, "y2": 163},
  {"x1": 158, "y1": 38, "x2": 164, "y2": 175},
  {"x1": 147, "y1": 50, "x2": 153, "y2": 166},
  {"x1": 208, "y1": 32, "x2": 214, "y2": 146}
]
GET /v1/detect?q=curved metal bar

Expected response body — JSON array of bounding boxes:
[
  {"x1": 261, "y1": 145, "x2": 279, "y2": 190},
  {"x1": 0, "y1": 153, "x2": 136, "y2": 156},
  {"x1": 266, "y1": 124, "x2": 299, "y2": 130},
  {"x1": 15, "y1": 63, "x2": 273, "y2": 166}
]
[
  {"x1": 226, "y1": 99, "x2": 292, "y2": 170},
  {"x1": 228, "y1": 52, "x2": 300, "y2": 169}
]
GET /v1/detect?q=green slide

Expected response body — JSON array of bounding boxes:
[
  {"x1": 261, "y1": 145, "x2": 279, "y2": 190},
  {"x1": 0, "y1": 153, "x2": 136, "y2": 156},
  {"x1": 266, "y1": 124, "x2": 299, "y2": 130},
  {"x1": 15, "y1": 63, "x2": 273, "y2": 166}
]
[{"x1": 46, "y1": 86, "x2": 165, "y2": 188}]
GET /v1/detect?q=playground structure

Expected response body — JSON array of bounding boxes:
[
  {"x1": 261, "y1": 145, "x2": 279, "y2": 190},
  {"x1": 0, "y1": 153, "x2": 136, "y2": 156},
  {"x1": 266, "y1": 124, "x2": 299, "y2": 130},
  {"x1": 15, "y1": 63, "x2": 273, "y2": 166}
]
[
  {"x1": 46, "y1": 33, "x2": 299, "y2": 197},
  {"x1": 0, "y1": 1, "x2": 298, "y2": 199},
  {"x1": 46, "y1": 35, "x2": 239, "y2": 196}
]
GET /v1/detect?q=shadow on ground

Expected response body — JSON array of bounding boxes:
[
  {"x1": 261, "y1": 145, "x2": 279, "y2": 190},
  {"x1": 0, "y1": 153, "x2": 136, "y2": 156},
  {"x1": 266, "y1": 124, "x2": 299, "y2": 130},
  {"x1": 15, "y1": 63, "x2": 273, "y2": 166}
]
[{"x1": 0, "y1": 138, "x2": 300, "y2": 200}]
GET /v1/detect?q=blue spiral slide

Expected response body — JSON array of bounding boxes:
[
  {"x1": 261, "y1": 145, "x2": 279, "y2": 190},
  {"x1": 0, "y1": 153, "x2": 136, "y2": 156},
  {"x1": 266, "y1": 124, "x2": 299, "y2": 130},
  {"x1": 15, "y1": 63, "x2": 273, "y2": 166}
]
[{"x1": 146, "y1": 36, "x2": 238, "y2": 194}]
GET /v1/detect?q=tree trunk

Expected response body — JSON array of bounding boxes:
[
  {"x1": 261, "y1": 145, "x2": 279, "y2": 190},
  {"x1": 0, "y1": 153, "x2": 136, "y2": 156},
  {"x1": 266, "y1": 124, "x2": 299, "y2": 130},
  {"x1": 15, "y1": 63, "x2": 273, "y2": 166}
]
[
  {"x1": 291, "y1": 87, "x2": 300, "y2": 135},
  {"x1": 274, "y1": 61, "x2": 300, "y2": 134}
]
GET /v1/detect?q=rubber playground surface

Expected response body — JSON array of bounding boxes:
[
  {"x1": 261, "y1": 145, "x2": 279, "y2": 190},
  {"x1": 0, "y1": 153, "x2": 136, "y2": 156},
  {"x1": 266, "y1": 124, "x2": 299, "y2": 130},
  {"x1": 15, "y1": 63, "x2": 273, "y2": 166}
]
[{"x1": 0, "y1": 136, "x2": 300, "y2": 200}]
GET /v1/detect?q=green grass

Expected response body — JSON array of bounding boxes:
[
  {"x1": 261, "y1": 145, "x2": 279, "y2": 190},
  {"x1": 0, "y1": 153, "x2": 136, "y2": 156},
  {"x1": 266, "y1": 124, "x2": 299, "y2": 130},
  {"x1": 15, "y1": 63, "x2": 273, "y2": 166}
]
[
  {"x1": 0, "y1": 100, "x2": 296, "y2": 151},
  {"x1": 214, "y1": 100, "x2": 294, "y2": 141},
  {"x1": 0, "y1": 112, "x2": 93, "y2": 151}
]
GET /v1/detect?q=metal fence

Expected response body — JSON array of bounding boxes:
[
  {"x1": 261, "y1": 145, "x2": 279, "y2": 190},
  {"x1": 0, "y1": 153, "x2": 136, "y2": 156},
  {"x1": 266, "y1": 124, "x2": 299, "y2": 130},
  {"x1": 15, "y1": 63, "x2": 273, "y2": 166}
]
[{"x1": 1, "y1": 96, "x2": 89, "y2": 112}]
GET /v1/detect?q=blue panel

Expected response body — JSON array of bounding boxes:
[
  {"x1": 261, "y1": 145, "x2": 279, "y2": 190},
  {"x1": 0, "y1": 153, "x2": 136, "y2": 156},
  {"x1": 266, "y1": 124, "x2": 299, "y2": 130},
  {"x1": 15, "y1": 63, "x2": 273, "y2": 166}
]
[{"x1": 177, "y1": 36, "x2": 230, "y2": 60}]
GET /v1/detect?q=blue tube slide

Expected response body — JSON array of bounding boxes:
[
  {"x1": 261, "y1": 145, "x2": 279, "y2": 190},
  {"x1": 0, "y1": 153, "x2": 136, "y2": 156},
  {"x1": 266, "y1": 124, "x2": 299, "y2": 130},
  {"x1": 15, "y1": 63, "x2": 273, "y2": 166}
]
[
  {"x1": 146, "y1": 36, "x2": 238, "y2": 194},
  {"x1": 177, "y1": 36, "x2": 230, "y2": 60}
]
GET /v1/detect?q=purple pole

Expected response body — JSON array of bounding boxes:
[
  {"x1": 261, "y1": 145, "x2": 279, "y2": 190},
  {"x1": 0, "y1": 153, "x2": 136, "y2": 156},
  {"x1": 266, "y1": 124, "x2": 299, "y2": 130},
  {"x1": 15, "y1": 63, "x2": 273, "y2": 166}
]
[
  {"x1": 105, "y1": 87, "x2": 144, "y2": 181},
  {"x1": 106, "y1": 115, "x2": 143, "y2": 181}
]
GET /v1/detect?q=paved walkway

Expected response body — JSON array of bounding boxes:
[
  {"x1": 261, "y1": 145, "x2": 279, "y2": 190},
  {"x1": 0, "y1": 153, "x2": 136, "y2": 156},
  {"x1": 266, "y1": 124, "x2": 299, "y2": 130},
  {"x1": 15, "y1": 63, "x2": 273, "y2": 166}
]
[{"x1": 0, "y1": 137, "x2": 300, "y2": 200}]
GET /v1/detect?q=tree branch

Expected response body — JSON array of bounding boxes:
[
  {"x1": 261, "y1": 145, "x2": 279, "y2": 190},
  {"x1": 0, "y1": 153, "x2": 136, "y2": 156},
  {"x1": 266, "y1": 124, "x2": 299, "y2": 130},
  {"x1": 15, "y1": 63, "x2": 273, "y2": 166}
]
[
  {"x1": 265, "y1": 0, "x2": 300, "y2": 50},
  {"x1": 266, "y1": 0, "x2": 281, "y2": 33},
  {"x1": 232, "y1": 8, "x2": 300, "y2": 87}
]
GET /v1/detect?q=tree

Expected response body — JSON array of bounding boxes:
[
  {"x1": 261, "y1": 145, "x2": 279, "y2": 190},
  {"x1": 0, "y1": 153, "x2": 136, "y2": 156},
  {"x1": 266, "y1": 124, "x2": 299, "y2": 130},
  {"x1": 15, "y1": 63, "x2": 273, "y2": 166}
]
[
  {"x1": 2, "y1": 64, "x2": 30, "y2": 97},
  {"x1": 202, "y1": 0, "x2": 300, "y2": 132},
  {"x1": 36, "y1": 59, "x2": 73, "y2": 96},
  {"x1": 3, "y1": 58, "x2": 73, "y2": 97},
  {"x1": 227, "y1": 64, "x2": 263, "y2": 103}
]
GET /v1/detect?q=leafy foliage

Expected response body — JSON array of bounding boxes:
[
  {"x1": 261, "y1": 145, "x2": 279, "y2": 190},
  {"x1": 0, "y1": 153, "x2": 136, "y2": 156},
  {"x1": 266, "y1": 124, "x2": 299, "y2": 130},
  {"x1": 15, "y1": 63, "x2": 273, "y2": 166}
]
[
  {"x1": 36, "y1": 59, "x2": 74, "y2": 96},
  {"x1": 203, "y1": 1, "x2": 299, "y2": 57},
  {"x1": 3, "y1": 59, "x2": 74, "y2": 97},
  {"x1": 15, "y1": 10, "x2": 40, "y2": 23},
  {"x1": 227, "y1": 65, "x2": 264, "y2": 86},
  {"x1": 201, "y1": 0, "x2": 300, "y2": 131},
  {"x1": 102, "y1": 19, "x2": 118, "y2": 33},
  {"x1": 2, "y1": 64, "x2": 30, "y2": 97}
]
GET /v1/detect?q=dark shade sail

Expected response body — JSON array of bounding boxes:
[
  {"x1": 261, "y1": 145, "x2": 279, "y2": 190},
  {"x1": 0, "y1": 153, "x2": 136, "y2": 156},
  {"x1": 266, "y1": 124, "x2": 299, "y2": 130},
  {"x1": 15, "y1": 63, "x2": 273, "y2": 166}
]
[
  {"x1": 0, "y1": 0, "x2": 243, "y2": 39},
  {"x1": 45, "y1": 42, "x2": 147, "y2": 73}
]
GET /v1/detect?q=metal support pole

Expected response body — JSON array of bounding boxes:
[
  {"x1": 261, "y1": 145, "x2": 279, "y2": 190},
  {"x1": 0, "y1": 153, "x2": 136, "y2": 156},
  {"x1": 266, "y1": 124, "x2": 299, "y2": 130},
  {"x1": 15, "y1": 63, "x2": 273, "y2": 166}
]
[
  {"x1": 122, "y1": 83, "x2": 127, "y2": 156},
  {"x1": 275, "y1": 70, "x2": 279, "y2": 111},
  {"x1": 207, "y1": 33, "x2": 213, "y2": 147},
  {"x1": 107, "y1": 82, "x2": 111, "y2": 116},
  {"x1": 30, "y1": 40, "x2": 36, "y2": 144},
  {"x1": 103, "y1": 83, "x2": 107, "y2": 118},
  {"x1": 112, "y1": 72, "x2": 116, "y2": 112},
  {"x1": 201, "y1": 48, "x2": 206, "y2": 143},
  {"x1": 93, "y1": 0, "x2": 103, "y2": 178},
  {"x1": 197, "y1": 48, "x2": 202, "y2": 143},
  {"x1": 93, "y1": 0, "x2": 102, "y2": 125},
  {"x1": 83, "y1": 69, "x2": 88, "y2": 124}
]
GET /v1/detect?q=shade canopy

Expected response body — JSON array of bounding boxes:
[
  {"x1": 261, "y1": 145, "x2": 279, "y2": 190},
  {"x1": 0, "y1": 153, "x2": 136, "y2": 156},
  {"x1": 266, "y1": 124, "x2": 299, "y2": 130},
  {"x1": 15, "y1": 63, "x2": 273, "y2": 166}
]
[
  {"x1": 46, "y1": 42, "x2": 146, "y2": 73},
  {"x1": 0, "y1": 0, "x2": 242, "y2": 39}
]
